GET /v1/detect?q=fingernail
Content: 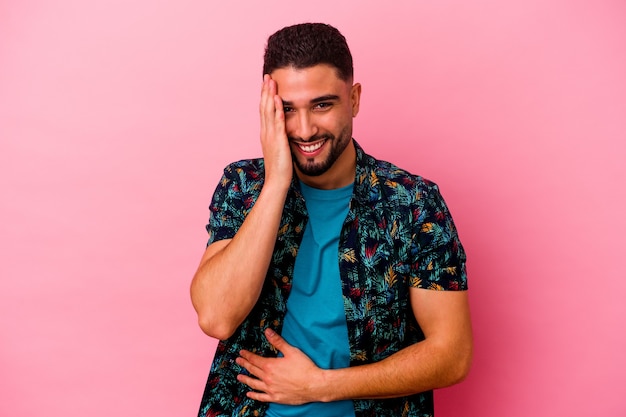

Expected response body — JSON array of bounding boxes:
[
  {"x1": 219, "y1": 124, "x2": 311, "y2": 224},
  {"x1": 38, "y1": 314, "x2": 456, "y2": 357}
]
[{"x1": 265, "y1": 328, "x2": 275, "y2": 337}]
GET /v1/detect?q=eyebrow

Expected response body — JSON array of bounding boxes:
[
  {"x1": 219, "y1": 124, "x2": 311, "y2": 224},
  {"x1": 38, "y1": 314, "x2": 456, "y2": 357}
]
[{"x1": 282, "y1": 95, "x2": 340, "y2": 106}]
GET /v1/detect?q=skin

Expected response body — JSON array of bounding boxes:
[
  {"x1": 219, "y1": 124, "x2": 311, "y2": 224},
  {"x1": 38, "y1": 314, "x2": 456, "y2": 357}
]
[
  {"x1": 274, "y1": 64, "x2": 362, "y2": 189},
  {"x1": 189, "y1": 65, "x2": 360, "y2": 340},
  {"x1": 191, "y1": 64, "x2": 473, "y2": 405}
]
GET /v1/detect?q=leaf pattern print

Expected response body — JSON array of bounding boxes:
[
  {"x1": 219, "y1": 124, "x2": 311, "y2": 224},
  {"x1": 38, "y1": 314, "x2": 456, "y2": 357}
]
[
  {"x1": 385, "y1": 266, "x2": 398, "y2": 288},
  {"x1": 198, "y1": 141, "x2": 466, "y2": 417},
  {"x1": 342, "y1": 248, "x2": 357, "y2": 263}
]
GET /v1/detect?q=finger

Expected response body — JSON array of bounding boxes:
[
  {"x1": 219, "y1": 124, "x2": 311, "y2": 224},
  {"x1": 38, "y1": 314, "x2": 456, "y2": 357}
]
[
  {"x1": 238, "y1": 349, "x2": 265, "y2": 364},
  {"x1": 236, "y1": 352, "x2": 265, "y2": 378},
  {"x1": 236, "y1": 373, "x2": 266, "y2": 392},
  {"x1": 237, "y1": 372, "x2": 276, "y2": 403},
  {"x1": 264, "y1": 328, "x2": 292, "y2": 355},
  {"x1": 273, "y1": 94, "x2": 285, "y2": 130},
  {"x1": 260, "y1": 74, "x2": 270, "y2": 132},
  {"x1": 246, "y1": 389, "x2": 273, "y2": 403},
  {"x1": 261, "y1": 78, "x2": 279, "y2": 140}
]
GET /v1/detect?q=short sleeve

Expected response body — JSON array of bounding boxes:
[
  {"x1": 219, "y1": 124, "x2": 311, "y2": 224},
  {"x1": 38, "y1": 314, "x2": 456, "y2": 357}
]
[
  {"x1": 410, "y1": 183, "x2": 467, "y2": 291},
  {"x1": 205, "y1": 165, "x2": 247, "y2": 246}
]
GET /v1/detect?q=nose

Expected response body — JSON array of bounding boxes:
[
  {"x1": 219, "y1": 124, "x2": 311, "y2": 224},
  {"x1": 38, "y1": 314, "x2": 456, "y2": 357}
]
[{"x1": 291, "y1": 111, "x2": 318, "y2": 141}]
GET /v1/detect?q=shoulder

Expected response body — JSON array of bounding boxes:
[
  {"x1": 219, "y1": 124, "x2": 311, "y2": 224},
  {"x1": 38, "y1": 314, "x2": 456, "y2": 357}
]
[
  {"x1": 222, "y1": 157, "x2": 265, "y2": 178},
  {"x1": 373, "y1": 157, "x2": 436, "y2": 189},
  {"x1": 219, "y1": 158, "x2": 266, "y2": 189},
  {"x1": 210, "y1": 158, "x2": 266, "y2": 206},
  {"x1": 358, "y1": 149, "x2": 441, "y2": 205},
  {"x1": 209, "y1": 158, "x2": 266, "y2": 214}
]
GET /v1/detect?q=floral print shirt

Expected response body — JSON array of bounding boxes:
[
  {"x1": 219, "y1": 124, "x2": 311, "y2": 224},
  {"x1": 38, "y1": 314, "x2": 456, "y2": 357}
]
[{"x1": 197, "y1": 141, "x2": 467, "y2": 417}]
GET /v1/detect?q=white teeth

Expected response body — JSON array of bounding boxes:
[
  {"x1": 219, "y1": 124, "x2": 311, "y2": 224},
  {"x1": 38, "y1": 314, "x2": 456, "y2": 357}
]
[{"x1": 298, "y1": 140, "x2": 325, "y2": 153}]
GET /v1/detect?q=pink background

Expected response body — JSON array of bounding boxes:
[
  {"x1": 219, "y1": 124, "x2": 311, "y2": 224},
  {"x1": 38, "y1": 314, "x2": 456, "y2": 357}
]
[{"x1": 2, "y1": 1, "x2": 625, "y2": 416}]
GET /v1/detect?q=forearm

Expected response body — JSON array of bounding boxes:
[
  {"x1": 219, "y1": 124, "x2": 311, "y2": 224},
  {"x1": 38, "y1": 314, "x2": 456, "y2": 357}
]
[
  {"x1": 237, "y1": 291, "x2": 472, "y2": 405},
  {"x1": 317, "y1": 291, "x2": 473, "y2": 402},
  {"x1": 190, "y1": 181, "x2": 289, "y2": 339},
  {"x1": 237, "y1": 325, "x2": 472, "y2": 405},
  {"x1": 318, "y1": 338, "x2": 472, "y2": 402}
]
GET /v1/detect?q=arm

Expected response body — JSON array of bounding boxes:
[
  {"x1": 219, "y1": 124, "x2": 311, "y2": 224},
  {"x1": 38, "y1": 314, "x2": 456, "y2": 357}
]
[
  {"x1": 237, "y1": 288, "x2": 472, "y2": 404},
  {"x1": 322, "y1": 288, "x2": 473, "y2": 400},
  {"x1": 190, "y1": 75, "x2": 292, "y2": 340}
]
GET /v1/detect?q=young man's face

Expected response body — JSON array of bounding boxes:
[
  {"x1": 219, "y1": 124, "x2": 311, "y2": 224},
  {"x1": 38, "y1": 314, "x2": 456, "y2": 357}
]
[{"x1": 270, "y1": 64, "x2": 361, "y2": 188}]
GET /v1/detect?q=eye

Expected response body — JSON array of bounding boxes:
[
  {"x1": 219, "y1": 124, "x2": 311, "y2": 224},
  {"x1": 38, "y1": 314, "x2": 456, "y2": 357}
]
[
  {"x1": 313, "y1": 102, "x2": 332, "y2": 111},
  {"x1": 283, "y1": 106, "x2": 294, "y2": 113}
]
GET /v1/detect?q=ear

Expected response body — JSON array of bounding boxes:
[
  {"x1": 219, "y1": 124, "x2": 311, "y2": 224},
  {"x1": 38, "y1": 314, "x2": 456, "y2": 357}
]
[{"x1": 350, "y1": 83, "x2": 362, "y2": 117}]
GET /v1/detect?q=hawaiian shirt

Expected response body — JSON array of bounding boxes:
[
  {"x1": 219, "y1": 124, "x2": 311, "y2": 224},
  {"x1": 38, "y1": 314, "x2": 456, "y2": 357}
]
[{"x1": 197, "y1": 140, "x2": 467, "y2": 417}]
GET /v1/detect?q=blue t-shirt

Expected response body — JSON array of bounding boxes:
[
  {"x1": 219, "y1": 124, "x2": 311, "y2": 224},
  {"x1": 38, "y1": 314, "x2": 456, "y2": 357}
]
[{"x1": 266, "y1": 181, "x2": 355, "y2": 417}]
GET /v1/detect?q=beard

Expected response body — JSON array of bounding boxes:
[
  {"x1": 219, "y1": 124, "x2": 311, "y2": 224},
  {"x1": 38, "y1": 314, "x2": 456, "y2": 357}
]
[{"x1": 289, "y1": 126, "x2": 352, "y2": 177}]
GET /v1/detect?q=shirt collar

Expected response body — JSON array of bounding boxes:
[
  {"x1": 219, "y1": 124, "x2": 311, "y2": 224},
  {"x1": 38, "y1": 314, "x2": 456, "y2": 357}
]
[
  {"x1": 353, "y1": 139, "x2": 385, "y2": 206},
  {"x1": 288, "y1": 139, "x2": 385, "y2": 206}
]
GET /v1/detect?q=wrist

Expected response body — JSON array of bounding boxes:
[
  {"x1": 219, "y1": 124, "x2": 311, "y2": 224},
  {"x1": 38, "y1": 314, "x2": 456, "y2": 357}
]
[
  {"x1": 262, "y1": 175, "x2": 292, "y2": 195},
  {"x1": 315, "y1": 369, "x2": 337, "y2": 403}
]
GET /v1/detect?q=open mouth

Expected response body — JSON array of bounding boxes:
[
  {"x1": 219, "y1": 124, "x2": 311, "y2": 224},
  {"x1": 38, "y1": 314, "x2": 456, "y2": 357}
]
[{"x1": 297, "y1": 139, "x2": 326, "y2": 154}]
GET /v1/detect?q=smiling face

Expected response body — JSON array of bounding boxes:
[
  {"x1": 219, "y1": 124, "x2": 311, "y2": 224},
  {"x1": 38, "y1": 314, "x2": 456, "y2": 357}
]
[{"x1": 271, "y1": 64, "x2": 361, "y2": 189}]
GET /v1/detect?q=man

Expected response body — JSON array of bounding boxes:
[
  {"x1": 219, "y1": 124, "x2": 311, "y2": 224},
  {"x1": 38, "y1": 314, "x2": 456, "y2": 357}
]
[{"x1": 191, "y1": 23, "x2": 472, "y2": 417}]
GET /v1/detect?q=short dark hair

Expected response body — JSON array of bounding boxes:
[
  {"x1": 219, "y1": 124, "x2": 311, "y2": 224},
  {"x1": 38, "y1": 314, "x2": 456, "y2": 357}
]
[{"x1": 263, "y1": 23, "x2": 353, "y2": 81}]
